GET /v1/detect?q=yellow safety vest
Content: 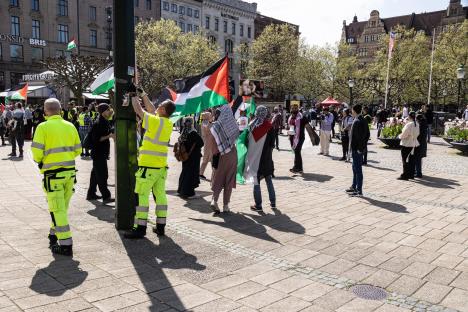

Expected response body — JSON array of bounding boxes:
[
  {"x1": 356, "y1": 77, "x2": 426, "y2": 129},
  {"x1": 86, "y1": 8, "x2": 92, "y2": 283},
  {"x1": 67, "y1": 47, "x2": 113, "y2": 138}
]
[
  {"x1": 78, "y1": 113, "x2": 89, "y2": 126},
  {"x1": 138, "y1": 112, "x2": 172, "y2": 168},
  {"x1": 31, "y1": 115, "x2": 82, "y2": 173}
]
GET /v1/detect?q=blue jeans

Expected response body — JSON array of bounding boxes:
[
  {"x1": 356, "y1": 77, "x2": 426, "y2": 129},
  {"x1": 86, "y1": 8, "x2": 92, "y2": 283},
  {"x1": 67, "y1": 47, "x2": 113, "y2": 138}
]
[
  {"x1": 253, "y1": 175, "x2": 276, "y2": 208},
  {"x1": 427, "y1": 124, "x2": 432, "y2": 142},
  {"x1": 352, "y1": 150, "x2": 364, "y2": 193}
]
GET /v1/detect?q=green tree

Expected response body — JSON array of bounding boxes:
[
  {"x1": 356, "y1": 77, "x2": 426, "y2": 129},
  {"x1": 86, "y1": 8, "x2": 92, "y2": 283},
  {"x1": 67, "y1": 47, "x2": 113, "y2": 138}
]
[
  {"x1": 295, "y1": 42, "x2": 328, "y2": 103},
  {"x1": 246, "y1": 24, "x2": 299, "y2": 101},
  {"x1": 135, "y1": 19, "x2": 220, "y2": 97},
  {"x1": 43, "y1": 55, "x2": 110, "y2": 106}
]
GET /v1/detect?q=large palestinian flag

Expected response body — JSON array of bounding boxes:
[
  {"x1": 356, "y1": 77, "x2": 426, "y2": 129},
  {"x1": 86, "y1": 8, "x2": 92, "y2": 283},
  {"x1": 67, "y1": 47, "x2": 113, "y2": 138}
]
[
  {"x1": 5, "y1": 84, "x2": 28, "y2": 104},
  {"x1": 173, "y1": 56, "x2": 230, "y2": 118},
  {"x1": 90, "y1": 66, "x2": 114, "y2": 95},
  {"x1": 236, "y1": 119, "x2": 272, "y2": 185}
]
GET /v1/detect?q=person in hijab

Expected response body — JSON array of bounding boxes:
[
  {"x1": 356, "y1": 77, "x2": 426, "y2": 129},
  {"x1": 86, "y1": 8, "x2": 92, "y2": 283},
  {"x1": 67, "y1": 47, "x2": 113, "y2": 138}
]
[
  {"x1": 398, "y1": 111, "x2": 420, "y2": 180},
  {"x1": 243, "y1": 106, "x2": 276, "y2": 212},
  {"x1": 177, "y1": 117, "x2": 204, "y2": 198},
  {"x1": 199, "y1": 111, "x2": 213, "y2": 180},
  {"x1": 288, "y1": 104, "x2": 308, "y2": 174},
  {"x1": 209, "y1": 105, "x2": 239, "y2": 213}
]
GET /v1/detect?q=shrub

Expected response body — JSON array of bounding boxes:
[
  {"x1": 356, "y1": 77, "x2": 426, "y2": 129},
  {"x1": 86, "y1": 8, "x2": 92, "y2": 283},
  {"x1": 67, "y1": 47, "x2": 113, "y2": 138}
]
[{"x1": 381, "y1": 124, "x2": 403, "y2": 139}]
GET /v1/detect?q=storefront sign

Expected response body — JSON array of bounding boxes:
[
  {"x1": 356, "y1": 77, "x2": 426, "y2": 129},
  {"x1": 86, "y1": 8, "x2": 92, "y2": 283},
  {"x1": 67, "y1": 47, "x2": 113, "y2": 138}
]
[
  {"x1": 22, "y1": 73, "x2": 55, "y2": 82},
  {"x1": 221, "y1": 12, "x2": 239, "y2": 21},
  {"x1": 0, "y1": 34, "x2": 47, "y2": 47}
]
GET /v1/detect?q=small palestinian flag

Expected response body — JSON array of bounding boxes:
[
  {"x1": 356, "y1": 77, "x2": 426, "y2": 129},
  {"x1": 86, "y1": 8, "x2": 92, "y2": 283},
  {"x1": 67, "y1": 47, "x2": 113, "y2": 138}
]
[
  {"x1": 174, "y1": 56, "x2": 230, "y2": 118},
  {"x1": 231, "y1": 95, "x2": 255, "y2": 120},
  {"x1": 90, "y1": 66, "x2": 114, "y2": 95},
  {"x1": 67, "y1": 38, "x2": 77, "y2": 51},
  {"x1": 5, "y1": 84, "x2": 28, "y2": 104}
]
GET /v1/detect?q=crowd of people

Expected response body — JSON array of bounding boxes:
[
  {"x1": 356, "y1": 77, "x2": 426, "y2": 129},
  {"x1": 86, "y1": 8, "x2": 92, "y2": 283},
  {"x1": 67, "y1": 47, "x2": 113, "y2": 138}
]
[{"x1": 2, "y1": 85, "x2": 460, "y2": 257}]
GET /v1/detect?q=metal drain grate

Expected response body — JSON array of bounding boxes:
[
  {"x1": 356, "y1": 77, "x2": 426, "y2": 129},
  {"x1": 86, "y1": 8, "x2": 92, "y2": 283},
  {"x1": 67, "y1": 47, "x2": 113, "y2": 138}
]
[{"x1": 351, "y1": 284, "x2": 388, "y2": 301}]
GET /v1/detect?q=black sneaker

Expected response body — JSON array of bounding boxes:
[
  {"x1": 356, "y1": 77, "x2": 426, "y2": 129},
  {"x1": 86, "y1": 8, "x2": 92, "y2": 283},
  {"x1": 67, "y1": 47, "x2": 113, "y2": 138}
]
[
  {"x1": 350, "y1": 192, "x2": 363, "y2": 197},
  {"x1": 152, "y1": 224, "x2": 166, "y2": 237},
  {"x1": 124, "y1": 227, "x2": 147, "y2": 239},
  {"x1": 250, "y1": 205, "x2": 263, "y2": 212},
  {"x1": 345, "y1": 187, "x2": 356, "y2": 193},
  {"x1": 102, "y1": 198, "x2": 115, "y2": 204},
  {"x1": 51, "y1": 244, "x2": 73, "y2": 256},
  {"x1": 48, "y1": 234, "x2": 58, "y2": 248},
  {"x1": 8, "y1": 152, "x2": 16, "y2": 157},
  {"x1": 86, "y1": 194, "x2": 102, "y2": 201},
  {"x1": 397, "y1": 176, "x2": 408, "y2": 181}
]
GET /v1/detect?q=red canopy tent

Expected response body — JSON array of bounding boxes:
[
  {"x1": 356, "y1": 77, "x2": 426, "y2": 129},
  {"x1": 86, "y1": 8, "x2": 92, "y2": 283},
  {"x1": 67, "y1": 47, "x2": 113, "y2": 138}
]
[{"x1": 320, "y1": 97, "x2": 342, "y2": 108}]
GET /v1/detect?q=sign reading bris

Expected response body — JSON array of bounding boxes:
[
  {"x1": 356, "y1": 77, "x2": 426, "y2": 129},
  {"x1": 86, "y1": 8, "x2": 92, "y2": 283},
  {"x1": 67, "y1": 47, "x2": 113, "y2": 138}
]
[{"x1": 0, "y1": 34, "x2": 47, "y2": 47}]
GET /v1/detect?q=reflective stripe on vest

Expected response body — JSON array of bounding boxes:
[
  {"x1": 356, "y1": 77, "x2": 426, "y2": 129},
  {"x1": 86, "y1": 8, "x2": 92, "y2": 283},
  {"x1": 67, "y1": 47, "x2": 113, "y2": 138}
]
[
  {"x1": 143, "y1": 115, "x2": 169, "y2": 146},
  {"x1": 31, "y1": 142, "x2": 45, "y2": 150},
  {"x1": 42, "y1": 160, "x2": 76, "y2": 170},
  {"x1": 139, "y1": 150, "x2": 168, "y2": 157},
  {"x1": 44, "y1": 144, "x2": 82, "y2": 156}
]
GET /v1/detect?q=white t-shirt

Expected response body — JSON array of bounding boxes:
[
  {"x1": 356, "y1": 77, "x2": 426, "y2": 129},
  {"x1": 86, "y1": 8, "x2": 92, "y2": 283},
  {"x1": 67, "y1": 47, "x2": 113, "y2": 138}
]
[{"x1": 237, "y1": 116, "x2": 248, "y2": 131}]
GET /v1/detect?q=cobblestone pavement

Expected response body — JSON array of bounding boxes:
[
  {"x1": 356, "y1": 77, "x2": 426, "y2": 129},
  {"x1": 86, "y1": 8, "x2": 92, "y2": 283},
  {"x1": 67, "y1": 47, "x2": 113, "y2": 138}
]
[{"x1": 0, "y1": 130, "x2": 467, "y2": 312}]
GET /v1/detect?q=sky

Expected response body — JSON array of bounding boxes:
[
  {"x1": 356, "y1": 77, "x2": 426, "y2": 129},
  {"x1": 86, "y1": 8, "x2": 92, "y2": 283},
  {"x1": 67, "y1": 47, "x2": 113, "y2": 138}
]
[{"x1": 252, "y1": 0, "x2": 468, "y2": 46}]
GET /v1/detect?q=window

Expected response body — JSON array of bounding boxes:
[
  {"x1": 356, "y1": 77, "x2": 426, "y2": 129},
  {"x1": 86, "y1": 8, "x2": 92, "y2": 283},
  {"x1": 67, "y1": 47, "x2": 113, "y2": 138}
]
[
  {"x1": 194, "y1": 25, "x2": 199, "y2": 33},
  {"x1": 187, "y1": 7, "x2": 192, "y2": 16},
  {"x1": 194, "y1": 9, "x2": 199, "y2": 18},
  {"x1": 162, "y1": 1, "x2": 169, "y2": 11},
  {"x1": 10, "y1": 0, "x2": 19, "y2": 7},
  {"x1": 347, "y1": 38, "x2": 354, "y2": 43},
  {"x1": 225, "y1": 39, "x2": 233, "y2": 54},
  {"x1": 208, "y1": 35, "x2": 216, "y2": 44},
  {"x1": 240, "y1": 24, "x2": 244, "y2": 37},
  {"x1": 56, "y1": 49, "x2": 64, "y2": 57},
  {"x1": 205, "y1": 16, "x2": 210, "y2": 29},
  {"x1": 31, "y1": 47, "x2": 43, "y2": 62},
  {"x1": 10, "y1": 44, "x2": 23, "y2": 62},
  {"x1": 187, "y1": 24, "x2": 193, "y2": 33},
  {"x1": 179, "y1": 6, "x2": 185, "y2": 15},
  {"x1": 58, "y1": 0, "x2": 68, "y2": 16},
  {"x1": 10, "y1": 73, "x2": 24, "y2": 86},
  {"x1": 179, "y1": 22, "x2": 185, "y2": 32},
  {"x1": 364, "y1": 35, "x2": 369, "y2": 42},
  {"x1": 371, "y1": 21, "x2": 376, "y2": 27},
  {"x1": 134, "y1": 0, "x2": 139, "y2": 7},
  {"x1": 223, "y1": 20, "x2": 228, "y2": 33},
  {"x1": 146, "y1": 0, "x2": 151, "y2": 10},
  {"x1": 215, "y1": 18, "x2": 219, "y2": 31},
  {"x1": 31, "y1": 0, "x2": 40, "y2": 11},
  {"x1": 89, "y1": 6, "x2": 96, "y2": 21},
  {"x1": 11, "y1": 16, "x2": 20, "y2": 36},
  {"x1": 90, "y1": 30, "x2": 97, "y2": 47},
  {"x1": 171, "y1": 3, "x2": 177, "y2": 13},
  {"x1": 247, "y1": 26, "x2": 251, "y2": 38},
  {"x1": 57, "y1": 24, "x2": 69, "y2": 43},
  {"x1": 232, "y1": 22, "x2": 236, "y2": 35},
  {"x1": 106, "y1": 30, "x2": 112, "y2": 50},
  {"x1": 32, "y1": 20, "x2": 40, "y2": 39}
]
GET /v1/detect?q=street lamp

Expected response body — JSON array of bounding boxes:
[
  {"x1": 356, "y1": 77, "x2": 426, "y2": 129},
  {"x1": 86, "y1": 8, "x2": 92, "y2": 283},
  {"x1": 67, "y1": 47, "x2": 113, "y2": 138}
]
[
  {"x1": 443, "y1": 89, "x2": 447, "y2": 110},
  {"x1": 457, "y1": 65, "x2": 465, "y2": 112},
  {"x1": 348, "y1": 78, "x2": 355, "y2": 106}
]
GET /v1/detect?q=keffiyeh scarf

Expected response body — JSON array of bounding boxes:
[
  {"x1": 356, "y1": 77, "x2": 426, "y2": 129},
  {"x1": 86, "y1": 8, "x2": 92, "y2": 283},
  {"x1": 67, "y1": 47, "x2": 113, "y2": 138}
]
[{"x1": 210, "y1": 105, "x2": 239, "y2": 155}]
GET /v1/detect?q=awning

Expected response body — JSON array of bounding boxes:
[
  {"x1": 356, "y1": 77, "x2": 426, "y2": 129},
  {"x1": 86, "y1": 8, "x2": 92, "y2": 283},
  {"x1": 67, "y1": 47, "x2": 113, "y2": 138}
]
[
  {"x1": 1, "y1": 85, "x2": 49, "y2": 98},
  {"x1": 83, "y1": 92, "x2": 109, "y2": 100},
  {"x1": 320, "y1": 97, "x2": 342, "y2": 107}
]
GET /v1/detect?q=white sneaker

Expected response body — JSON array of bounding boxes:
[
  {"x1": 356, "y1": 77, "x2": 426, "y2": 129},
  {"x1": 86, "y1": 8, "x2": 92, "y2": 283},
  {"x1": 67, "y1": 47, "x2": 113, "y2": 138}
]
[
  {"x1": 210, "y1": 200, "x2": 220, "y2": 213},
  {"x1": 223, "y1": 205, "x2": 230, "y2": 213}
]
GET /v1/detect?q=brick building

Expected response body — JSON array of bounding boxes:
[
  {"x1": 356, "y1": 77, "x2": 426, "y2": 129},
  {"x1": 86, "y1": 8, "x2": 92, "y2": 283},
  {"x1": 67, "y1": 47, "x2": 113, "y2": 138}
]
[
  {"x1": 0, "y1": 0, "x2": 160, "y2": 91},
  {"x1": 342, "y1": 0, "x2": 467, "y2": 65},
  {"x1": 254, "y1": 13, "x2": 299, "y2": 39}
]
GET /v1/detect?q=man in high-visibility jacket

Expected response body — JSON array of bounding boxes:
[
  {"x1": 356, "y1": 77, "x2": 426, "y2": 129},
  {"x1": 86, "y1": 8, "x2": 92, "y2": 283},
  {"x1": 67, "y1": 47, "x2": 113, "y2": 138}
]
[
  {"x1": 31, "y1": 98, "x2": 81, "y2": 256},
  {"x1": 124, "y1": 90, "x2": 175, "y2": 239},
  {"x1": 78, "y1": 107, "x2": 92, "y2": 157}
]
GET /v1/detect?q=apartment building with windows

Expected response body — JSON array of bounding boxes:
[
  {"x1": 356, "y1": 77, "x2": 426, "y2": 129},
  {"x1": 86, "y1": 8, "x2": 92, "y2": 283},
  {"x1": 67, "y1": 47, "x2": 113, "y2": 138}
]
[{"x1": 160, "y1": 0, "x2": 202, "y2": 34}]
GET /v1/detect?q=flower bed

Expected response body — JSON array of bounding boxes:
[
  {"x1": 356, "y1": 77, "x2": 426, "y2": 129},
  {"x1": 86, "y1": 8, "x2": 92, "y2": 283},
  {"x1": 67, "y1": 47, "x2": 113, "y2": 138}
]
[{"x1": 379, "y1": 118, "x2": 403, "y2": 148}]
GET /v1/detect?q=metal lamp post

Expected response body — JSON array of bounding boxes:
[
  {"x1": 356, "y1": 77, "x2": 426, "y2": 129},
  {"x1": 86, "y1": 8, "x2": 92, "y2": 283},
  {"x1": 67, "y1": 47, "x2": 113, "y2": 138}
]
[
  {"x1": 457, "y1": 65, "x2": 465, "y2": 112},
  {"x1": 348, "y1": 79, "x2": 355, "y2": 106}
]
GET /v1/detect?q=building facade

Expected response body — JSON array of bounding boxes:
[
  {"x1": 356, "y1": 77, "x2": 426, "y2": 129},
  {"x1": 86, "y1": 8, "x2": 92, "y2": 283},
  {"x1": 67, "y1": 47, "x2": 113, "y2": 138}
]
[
  {"x1": 0, "y1": 0, "x2": 160, "y2": 91},
  {"x1": 160, "y1": 0, "x2": 202, "y2": 33},
  {"x1": 254, "y1": 14, "x2": 299, "y2": 39},
  {"x1": 342, "y1": 0, "x2": 467, "y2": 65}
]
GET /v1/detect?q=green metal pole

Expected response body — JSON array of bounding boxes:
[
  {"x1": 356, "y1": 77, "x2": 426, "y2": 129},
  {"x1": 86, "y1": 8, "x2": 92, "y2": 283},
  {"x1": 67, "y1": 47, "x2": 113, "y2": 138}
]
[{"x1": 113, "y1": 0, "x2": 137, "y2": 230}]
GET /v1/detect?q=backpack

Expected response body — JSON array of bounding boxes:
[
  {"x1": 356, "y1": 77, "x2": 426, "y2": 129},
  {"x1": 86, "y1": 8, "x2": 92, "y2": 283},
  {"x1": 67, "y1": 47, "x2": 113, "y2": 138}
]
[{"x1": 173, "y1": 141, "x2": 195, "y2": 162}]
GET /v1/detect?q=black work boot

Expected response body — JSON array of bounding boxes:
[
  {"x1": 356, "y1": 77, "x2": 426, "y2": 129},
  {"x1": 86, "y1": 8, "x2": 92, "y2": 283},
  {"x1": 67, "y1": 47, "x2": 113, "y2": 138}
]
[
  {"x1": 124, "y1": 226, "x2": 147, "y2": 239},
  {"x1": 153, "y1": 224, "x2": 166, "y2": 237},
  {"x1": 48, "y1": 234, "x2": 58, "y2": 248},
  {"x1": 51, "y1": 244, "x2": 73, "y2": 256}
]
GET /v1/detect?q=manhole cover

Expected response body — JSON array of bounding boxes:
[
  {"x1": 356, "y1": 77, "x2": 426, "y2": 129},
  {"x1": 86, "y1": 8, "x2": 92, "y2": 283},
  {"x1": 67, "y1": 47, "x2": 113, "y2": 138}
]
[{"x1": 351, "y1": 284, "x2": 388, "y2": 300}]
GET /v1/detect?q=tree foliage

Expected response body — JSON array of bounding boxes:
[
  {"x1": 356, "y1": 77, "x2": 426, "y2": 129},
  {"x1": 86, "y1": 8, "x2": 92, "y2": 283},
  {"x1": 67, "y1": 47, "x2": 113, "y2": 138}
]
[
  {"x1": 43, "y1": 55, "x2": 110, "y2": 106},
  {"x1": 245, "y1": 24, "x2": 299, "y2": 101},
  {"x1": 135, "y1": 19, "x2": 220, "y2": 97}
]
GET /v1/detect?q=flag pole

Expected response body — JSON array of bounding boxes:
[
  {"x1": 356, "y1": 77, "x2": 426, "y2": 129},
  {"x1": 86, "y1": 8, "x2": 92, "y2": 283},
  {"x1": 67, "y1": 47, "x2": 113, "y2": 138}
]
[
  {"x1": 383, "y1": 54, "x2": 391, "y2": 109},
  {"x1": 427, "y1": 28, "x2": 436, "y2": 107}
]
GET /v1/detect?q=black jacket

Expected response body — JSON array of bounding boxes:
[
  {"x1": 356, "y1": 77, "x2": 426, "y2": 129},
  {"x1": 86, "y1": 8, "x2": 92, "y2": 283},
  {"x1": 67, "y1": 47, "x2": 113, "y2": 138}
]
[
  {"x1": 91, "y1": 116, "x2": 111, "y2": 159},
  {"x1": 351, "y1": 115, "x2": 370, "y2": 153}
]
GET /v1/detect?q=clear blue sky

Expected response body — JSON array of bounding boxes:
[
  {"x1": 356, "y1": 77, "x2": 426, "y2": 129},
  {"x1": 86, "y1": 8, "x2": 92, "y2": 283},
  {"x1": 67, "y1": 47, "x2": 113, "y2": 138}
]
[{"x1": 252, "y1": 0, "x2": 468, "y2": 46}]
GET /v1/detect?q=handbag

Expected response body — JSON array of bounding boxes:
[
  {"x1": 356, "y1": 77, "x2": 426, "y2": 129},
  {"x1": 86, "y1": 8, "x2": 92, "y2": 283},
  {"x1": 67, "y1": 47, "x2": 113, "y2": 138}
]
[{"x1": 174, "y1": 141, "x2": 195, "y2": 162}]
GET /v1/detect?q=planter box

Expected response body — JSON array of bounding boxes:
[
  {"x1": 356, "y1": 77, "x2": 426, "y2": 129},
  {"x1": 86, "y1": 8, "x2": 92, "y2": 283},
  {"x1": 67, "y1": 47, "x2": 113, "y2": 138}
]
[
  {"x1": 379, "y1": 138, "x2": 401, "y2": 149},
  {"x1": 443, "y1": 137, "x2": 454, "y2": 144},
  {"x1": 450, "y1": 142, "x2": 468, "y2": 155}
]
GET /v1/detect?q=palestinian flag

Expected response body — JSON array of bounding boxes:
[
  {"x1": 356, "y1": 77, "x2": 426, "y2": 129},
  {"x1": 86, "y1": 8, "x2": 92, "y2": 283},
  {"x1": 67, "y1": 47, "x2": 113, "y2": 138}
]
[
  {"x1": 173, "y1": 56, "x2": 230, "y2": 118},
  {"x1": 156, "y1": 87, "x2": 177, "y2": 104},
  {"x1": 67, "y1": 38, "x2": 77, "y2": 51},
  {"x1": 236, "y1": 119, "x2": 272, "y2": 185},
  {"x1": 231, "y1": 95, "x2": 256, "y2": 120},
  {"x1": 90, "y1": 66, "x2": 114, "y2": 95},
  {"x1": 5, "y1": 84, "x2": 28, "y2": 104}
]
